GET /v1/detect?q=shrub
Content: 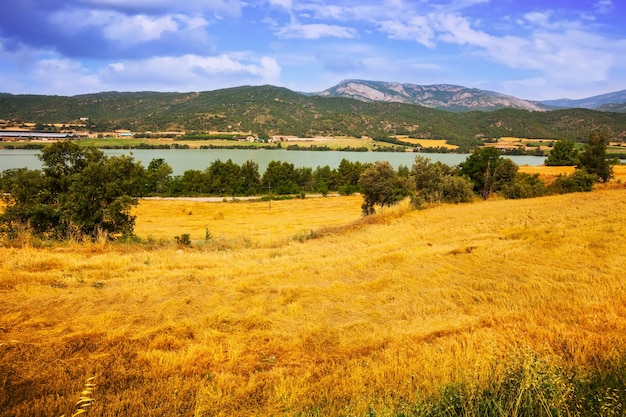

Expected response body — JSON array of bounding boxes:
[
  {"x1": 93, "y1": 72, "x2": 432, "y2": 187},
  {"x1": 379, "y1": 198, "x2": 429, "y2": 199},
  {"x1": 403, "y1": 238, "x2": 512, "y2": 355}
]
[
  {"x1": 550, "y1": 170, "x2": 596, "y2": 194},
  {"x1": 501, "y1": 173, "x2": 547, "y2": 199},
  {"x1": 175, "y1": 233, "x2": 192, "y2": 246},
  {"x1": 441, "y1": 175, "x2": 475, "y2": 203}
]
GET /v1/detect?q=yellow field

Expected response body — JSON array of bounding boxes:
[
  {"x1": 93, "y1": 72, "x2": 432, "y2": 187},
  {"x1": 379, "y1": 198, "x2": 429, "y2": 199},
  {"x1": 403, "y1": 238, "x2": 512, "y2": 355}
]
[
  {"x1": 133, "y1": 195, "x2": 364, "y2": 245},
  {"x1": 394, "y1": 137, "x2": 459, "y2": 150},
  {"x1": 83, "y1": 136, "x2": 401, "y2": 150},
  {"x1": 519, "y1": 164, "x2": 626, "y2": 183},
  {"x1": 2, "y1": 180, "x2": 626, "y2": 415}
]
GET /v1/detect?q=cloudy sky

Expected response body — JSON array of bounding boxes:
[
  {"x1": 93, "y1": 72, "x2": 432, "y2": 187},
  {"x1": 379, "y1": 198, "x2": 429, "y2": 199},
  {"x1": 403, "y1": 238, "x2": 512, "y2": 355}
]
[{"x1": 1, "y1": 0, "x2": 624, "y2": 100}]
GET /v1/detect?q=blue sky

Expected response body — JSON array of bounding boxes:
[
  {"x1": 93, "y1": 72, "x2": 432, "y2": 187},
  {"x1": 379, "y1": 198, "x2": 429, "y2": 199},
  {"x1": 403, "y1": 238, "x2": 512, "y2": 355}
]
[{"x1": 1, "y1": 0, "x2": 624, "y2": 100}]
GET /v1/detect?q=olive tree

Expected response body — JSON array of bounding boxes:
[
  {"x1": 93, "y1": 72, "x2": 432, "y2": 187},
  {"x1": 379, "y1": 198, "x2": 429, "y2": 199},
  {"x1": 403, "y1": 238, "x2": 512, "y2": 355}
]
[
  {"x1": 410, "y1": 156, "x2": 473, "y2": 207},
  {"x1": 358, "y1": 161, "x2": 413, "y2": 215},
  {"x1": 459, "y1": 147, "x2": 518, "y2": 199},
  {"x1": 1, "y1": 141, "x2": 145, "y2": 240}
]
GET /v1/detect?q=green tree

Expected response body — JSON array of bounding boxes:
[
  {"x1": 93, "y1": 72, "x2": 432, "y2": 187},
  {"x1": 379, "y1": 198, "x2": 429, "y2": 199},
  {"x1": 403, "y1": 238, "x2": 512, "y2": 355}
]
[
  {"x1": 410, "y1": 156, "x2": 473, "y2": 207},
  {"x1": 337, "y1": 159, "x2": 367, "y2": 195},
  {"x1": 238, "y1": 160, "x2": 261, "y2": 196},
  {"x1": 177, "y1": 169, "x2": 209, "y2": 195},
  {"x1": 410, "y1": 156, "x2": 452, "y2": 205},
  {"x1": 440, "y1": 175, "x2": 474, "y2": 204},
  {"x1": 545, "y1": 139, "x2": 578, "y2": 166},
  {"x1": 145, "y1": 158, "x2": 173, "y2": 195},
  {"x1": 311, "y1": 165, "x2": 336, "y2": 194},
  {"x1": 206, "y1": 159, "x2": 242, "y2": 195},
  {"x1": 1, "y1": 142, "x2": 145, "y2": 239},
  {"x1": 459, "y1": 147, "x2": 518, "y2": 199},
  {"x1": 262, "y1": 161, "x2": 301, "y2": 195},
  {"x1": 358, "y1": 161, "x2": 413, "y2": 216},
  {"x1": 577, "y1": 132, "x2": 613, "y2": 182}
]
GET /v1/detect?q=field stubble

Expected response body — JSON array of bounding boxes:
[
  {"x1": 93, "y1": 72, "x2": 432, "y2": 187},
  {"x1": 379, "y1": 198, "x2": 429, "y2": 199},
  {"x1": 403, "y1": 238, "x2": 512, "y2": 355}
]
[{"x1": 1, "y1": 185, "x2": 626, "y2": 415}]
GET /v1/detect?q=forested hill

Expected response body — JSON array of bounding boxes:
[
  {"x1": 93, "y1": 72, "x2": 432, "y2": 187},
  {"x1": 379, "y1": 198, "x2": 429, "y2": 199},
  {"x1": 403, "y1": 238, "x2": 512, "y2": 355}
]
[{"x1": 2, "y1": 86, "x2": 626, "y2": 151}]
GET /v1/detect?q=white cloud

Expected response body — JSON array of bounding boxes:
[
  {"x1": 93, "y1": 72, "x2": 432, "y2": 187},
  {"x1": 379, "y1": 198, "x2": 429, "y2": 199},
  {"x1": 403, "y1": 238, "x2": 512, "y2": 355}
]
[
  {"x1": 594, "y1": 0, "x2": 614, "y2": 14},
  {"x1": 31, "y1": 58, "x2": 103, "y2": 95},
  {"x1": 423, "y1": 12, "x2": 613, "y2": 81},
  {"x1": 50, "y1": 10, "x2": 210, "y2": 44},
  {"x1": 275, "y1": 21, "x2": 357, "y2": 39},
  {"x1": 377, "y1": 15, "x2": 435, "y2": 47},
  {"x1": 78, "y1": 0, "x2": 244, "y2": 16},
  {"x1": 4, "y1": 51, "x2": 281, "y2": 95},
  {"x1": 102, "y1": 53, "x2": 282, "y2": 90},
  {"x1": 269, "y1": 0, "x2": 293, "y2": 9}
]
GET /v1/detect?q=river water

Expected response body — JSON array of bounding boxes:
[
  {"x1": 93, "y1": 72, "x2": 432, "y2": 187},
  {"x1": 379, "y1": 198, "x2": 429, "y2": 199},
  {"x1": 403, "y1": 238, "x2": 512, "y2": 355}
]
[{"x1": 0, "y1": 148, "x2": 545, "y2": 176}]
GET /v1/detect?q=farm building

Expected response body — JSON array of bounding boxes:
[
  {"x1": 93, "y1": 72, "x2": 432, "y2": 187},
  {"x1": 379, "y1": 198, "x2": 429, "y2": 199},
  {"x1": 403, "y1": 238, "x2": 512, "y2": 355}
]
[{"x1": 0, "y1": 131, "x2": 73, "y2": 141}]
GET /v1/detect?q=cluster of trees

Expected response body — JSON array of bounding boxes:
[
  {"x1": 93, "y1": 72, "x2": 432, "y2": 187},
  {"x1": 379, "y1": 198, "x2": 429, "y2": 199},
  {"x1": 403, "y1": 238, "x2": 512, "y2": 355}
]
[
  {"x1": 358, "y1": 133, "x2": 615, "y2": 215},
  {"x1": 0, "y1": 133, "x2": 616, "y2": 240},
  {"x1": 0, "y1": 142, "x2": 372, "y2": 239},
  {"x1": 163, "y1": 158, "x2": 369, "y2": 197},
  {"x1": 0, "y1": 142, "x2": 143, "y2": 239}
]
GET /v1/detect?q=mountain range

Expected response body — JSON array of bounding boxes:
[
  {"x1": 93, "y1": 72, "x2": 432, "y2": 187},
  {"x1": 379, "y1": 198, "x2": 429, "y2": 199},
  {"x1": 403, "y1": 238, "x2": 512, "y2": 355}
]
[
  {"x1": 316, "y1": 80, "x2": 626, "y2": 113},
  {"x1": 2, "y1": 82, "x2": 626, "y2": 151}
]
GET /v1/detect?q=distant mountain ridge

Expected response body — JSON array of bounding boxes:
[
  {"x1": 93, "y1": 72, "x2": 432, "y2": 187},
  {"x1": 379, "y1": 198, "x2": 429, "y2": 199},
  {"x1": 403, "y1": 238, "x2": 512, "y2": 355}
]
[
  {"x1": 316, "y1": 79, "x2": 626, "y2": 113},
  {"x1": 317, "y1": 80, "x2": 551, "y2": 112},
  {"x1": 540, "y1": 89, "x2": 626, "y2": 110}
]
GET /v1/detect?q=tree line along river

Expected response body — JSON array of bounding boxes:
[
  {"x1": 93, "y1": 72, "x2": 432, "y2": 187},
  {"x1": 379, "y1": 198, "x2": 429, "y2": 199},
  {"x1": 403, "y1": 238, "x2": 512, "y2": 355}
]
[{"x1": 0, "y1": 148, "x2": 545, "y2": 176}]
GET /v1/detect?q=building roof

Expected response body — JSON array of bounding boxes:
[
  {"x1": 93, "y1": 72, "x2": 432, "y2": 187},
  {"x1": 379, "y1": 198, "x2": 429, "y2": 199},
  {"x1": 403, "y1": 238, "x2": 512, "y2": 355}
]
[{"x1": 0, "y1": 131, "x2": 73, "y2": 138}]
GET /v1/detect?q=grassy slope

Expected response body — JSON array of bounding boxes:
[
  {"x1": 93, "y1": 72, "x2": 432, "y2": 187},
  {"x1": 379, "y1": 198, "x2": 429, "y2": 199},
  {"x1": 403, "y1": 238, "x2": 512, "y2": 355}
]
[{"x1": 1, "y1": 187, "x2": 626, "y2": 416}]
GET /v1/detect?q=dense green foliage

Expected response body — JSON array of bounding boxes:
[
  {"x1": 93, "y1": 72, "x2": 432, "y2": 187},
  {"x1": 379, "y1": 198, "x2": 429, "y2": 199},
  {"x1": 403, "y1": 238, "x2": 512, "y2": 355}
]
[
  {"x1": 551, "y1": 170, "x2": 598, "y2": 194},
  {"x1": 2, "y1": 87, "x2": 626, "y2": 152},
  {"x1": 501, "y1": 173, "x2": 547, "y2": 199},
  {"x1": 459, "y1": 147, "x2": 519, "y2": 199},
  {"x1": 545, "y1": 138, "x2": 579, "y2": 166},
  {"x1": 0, "y1": 142, "x2": 143, "y2": 239},
  {"x1": 410, "y1": 156, "x2": 474, "y2": 207},
  {"x1": 358, "y1": 161, "x2": 413, "y2": 215},
  {"x1": 577, "y1": 132, "x2": 614, "y2": 182}
]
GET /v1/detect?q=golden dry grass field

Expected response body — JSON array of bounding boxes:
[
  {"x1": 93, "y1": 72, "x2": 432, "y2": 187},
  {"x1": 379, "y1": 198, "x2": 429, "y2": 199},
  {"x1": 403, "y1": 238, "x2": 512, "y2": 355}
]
[
  {"x1": 393, "y1": 137, "x2": 459, "y2": 150},
  {"x1": 76, "y1": 136, "x2": 400, "y2": 150},
  {"x1": 1, "y1": 173, "x2": 626, "y2": 415}
]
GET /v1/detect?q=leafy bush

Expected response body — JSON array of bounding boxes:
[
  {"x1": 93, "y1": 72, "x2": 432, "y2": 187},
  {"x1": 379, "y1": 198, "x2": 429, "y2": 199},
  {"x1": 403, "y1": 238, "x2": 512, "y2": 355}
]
[
  {"x1": 441, "y1": 175, "x2": 475, "y2": 203},
  {"x1": 410, "y1": 156, "x2": 474, "y2": 208},
  {"x1": 550, "y1": 169, "x2": 597, "y2": 194},
  {"x1": 501, "y1": 173, "x2": 547, "y2": 199},
  {"x1": 175, "y1": 233, "x2": 192, "y2": 246}
]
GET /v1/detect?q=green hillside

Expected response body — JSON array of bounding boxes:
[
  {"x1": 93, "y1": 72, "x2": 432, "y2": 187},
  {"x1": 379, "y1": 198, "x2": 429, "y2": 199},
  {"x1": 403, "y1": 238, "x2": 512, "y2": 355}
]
[{"x1": 2, "y1": 86, "x2": 626, "y2": 151}]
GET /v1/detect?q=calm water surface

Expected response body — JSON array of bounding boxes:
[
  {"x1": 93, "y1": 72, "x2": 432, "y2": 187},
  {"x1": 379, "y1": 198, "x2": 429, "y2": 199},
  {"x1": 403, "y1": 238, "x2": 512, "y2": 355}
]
[{"x1": 0, "y1": 148, "x2": 545, "y2": 175}]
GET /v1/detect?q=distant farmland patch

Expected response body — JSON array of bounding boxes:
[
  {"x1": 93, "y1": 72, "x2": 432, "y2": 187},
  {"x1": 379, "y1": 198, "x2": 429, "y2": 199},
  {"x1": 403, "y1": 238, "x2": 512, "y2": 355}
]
[{"x1": 395, "y1": 137, "x2": 459, "y2": 149}]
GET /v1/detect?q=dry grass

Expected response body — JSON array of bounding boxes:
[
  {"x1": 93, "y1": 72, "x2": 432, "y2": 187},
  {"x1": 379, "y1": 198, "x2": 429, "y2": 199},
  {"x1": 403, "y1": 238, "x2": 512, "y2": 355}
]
[
  {"x1": 2, "y1": 179, "x2": 626, "y2": 415},
  {"x1": 133, "y1": 195, "x2": 364, "y2": 246},
  {"x1": 394, "y1": 137, "x2": 459, "y2": 150},
  {"x1": 80, "y1": 136, "x2": 400, "y2": 150},
  {"x1": 519, "y1": 164, "x2": 626, "y2": 184}
]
